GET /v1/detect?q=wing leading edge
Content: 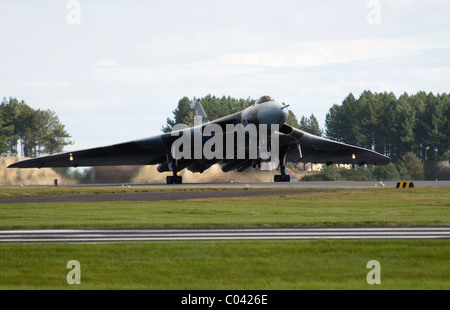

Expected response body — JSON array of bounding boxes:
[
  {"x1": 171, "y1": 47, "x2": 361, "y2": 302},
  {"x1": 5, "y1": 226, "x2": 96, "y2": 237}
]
[
  {"x1": 8, "y1": 125, "x2": 390, "y2": 170},
  {"x1": 7, "y1": 135, "x2": 169, "y2": 169},
  {"x1": 280, "y1": 125, "x2": 391, "y2": 166},
  {"x1": 8, "y1": 119, "x2": 390, "y2": 183}
]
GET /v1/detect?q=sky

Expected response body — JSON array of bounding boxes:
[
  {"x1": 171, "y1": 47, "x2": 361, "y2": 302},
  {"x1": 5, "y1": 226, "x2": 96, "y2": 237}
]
[{"x1": 1, "y1": 0, "x2": 449, "y2": 151}]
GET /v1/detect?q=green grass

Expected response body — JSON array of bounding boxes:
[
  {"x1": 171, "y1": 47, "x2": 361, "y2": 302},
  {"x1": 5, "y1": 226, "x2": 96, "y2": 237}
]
[
  {"x1": 0, "y1": 240, "x2": 448, "y2": 290},
  {"x1": 0, "y1": 186, "x2": 448, "y2": 290},
  {"x1": 0, "y1": 187, "x2": 448, "y2": 229},
  {"x1": 0, "y1": 185, "x2": 242, "y2": 199}
]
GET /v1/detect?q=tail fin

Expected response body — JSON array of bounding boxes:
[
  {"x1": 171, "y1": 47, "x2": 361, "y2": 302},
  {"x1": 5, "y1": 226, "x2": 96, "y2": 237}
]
[{"x1": 190, "y1": 99, "x2": 208, "y2": 126}]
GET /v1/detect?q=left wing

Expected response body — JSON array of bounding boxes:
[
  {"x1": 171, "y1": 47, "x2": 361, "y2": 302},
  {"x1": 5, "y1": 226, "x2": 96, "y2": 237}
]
[
  {"x1": 279, "y1": 124, "x2": 391, "y2": 166},
  {"x1": 7, "y1": 135, "x2": 170, "y2": 168},
  {"x1": 7, "y1": 111, "x2": 243, "y2": 170}
]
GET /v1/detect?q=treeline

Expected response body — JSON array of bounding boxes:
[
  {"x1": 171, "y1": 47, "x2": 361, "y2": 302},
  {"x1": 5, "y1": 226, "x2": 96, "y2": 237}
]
[
  {"x1": 163, "y1": 92, "x2": 449, "y2": 163},
  {"x1": 301, "y1": 152, "x2": 425, "y2": 181},
  {"x1": 325, "y1": 91, "x2": 449, "y2": 162},
  {"x1": 162, "y1": 92, "x2": 448, "y2": 171},
  {"x1": 162, "y1": 95, "x2": 255, "y2": 132},
  {"x1": 0, "y1": 97, "x2": 72, "y2": 157},
  {"x1": 162, "y1": 94, "x2": 323, "y2": 136}
]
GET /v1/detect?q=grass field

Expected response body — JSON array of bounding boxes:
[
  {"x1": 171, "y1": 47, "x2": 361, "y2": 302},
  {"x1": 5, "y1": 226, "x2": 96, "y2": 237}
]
[
  {"x1": 0, "y1": 187, "x2": 448, "y2": 228},
  {"x1": 0, "y1": 185, "x2": 238, "y2": 199},
  {"x1": 0, "y1": 240, "x2": 449, "y2": 290},
  {"x1": 0, "y1": 185, "x2": 448, "y2": 290}
]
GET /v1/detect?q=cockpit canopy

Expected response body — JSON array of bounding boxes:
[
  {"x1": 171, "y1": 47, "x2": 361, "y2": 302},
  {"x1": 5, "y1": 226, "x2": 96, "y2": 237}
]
[{"x1": 255, "y1": 96, "x2": 274, "y2": 105}]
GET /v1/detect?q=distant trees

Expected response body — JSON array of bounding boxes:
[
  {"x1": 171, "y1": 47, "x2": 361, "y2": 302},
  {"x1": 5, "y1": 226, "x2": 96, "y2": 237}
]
[
  {"x1": 298, "y1": 114, "x2": 323, "y2": 137},
  {"x1": 397, "y1": 152, "x2": 424, "y2": 180},
  {"x1": 302, "y1": 152, "x2": 425, "y2": 181},
  {"x1": 162, "y1": 92, "x2": 448, "y2": 181},
  {"x1": 162, "y1": 95, "x2": 255, "y2": 133},
  {"x1": 161, "y1": 94, "x2": 323, "y2": 136},
  {"x1": 161, "y1": 97, "x2": 193, "y2": 133},
  {"x1": 325, "y1": 91, "x2": 449, "y2": 162},
  {"x1": 0, "y1": 97, "x2": 72, "y2": 157}
]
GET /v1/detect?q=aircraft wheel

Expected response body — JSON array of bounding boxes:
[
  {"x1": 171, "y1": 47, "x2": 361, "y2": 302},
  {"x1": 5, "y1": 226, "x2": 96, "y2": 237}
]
[
  {"x1": 167, "y1": 175, "x2": 182, "y2": 184},
  {"x1": 274, "y1": 175, "x2": 290, "y2": 182}
]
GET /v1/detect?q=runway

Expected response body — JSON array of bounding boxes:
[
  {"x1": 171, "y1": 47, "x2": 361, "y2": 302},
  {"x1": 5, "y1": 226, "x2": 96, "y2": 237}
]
[
  {"x1": 1, "y1": 180, "x2": 449, "y2": 204},
  {"x1": 0, "y1": 227, "x2": 449, "y2": 243},
  {"x1": 64, "y1": 180, "x2": 450, "y2": 188},
  {"x1": 1, "y1": 182, "x2": 448, "y2": 243},
  {"x1": 0, "y1": 187, "x2": 334, "y2": 203}
]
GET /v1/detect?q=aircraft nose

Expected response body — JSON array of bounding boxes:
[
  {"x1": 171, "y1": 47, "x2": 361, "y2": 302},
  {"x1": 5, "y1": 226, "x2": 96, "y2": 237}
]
[
  {"x1": 281, "y1": 106, "x2": 288, "y2": 124},
  {"x1": 258, "y1": 102, "x2": 289, "y2": 126},
  {"x1": 272, "y1": 103, "x2": 288, "y2": 125}
]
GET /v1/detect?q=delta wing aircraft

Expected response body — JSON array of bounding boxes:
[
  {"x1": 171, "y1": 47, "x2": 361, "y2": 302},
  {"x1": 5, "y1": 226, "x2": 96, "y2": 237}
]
[{"x1": 8, "y1": 96, "x2": 391, "y2": 184}]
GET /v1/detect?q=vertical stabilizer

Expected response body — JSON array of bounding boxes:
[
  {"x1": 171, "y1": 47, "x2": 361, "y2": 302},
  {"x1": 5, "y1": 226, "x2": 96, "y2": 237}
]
[{"x1": 190, "y1": 99, "x2": 208, "y2": 126}]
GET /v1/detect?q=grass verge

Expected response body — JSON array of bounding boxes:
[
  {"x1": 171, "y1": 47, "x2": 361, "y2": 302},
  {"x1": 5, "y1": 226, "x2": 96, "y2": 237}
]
[
  {"x1": 0, "y1": 185, "x2": 247, "y2": 199},
  {"x1": 0, "y1": 188, "x2": 448, "y2": 228},
  {"x1": 0, "y1": 240, "x2": 448, "y2": 290},
  {"x1": 0, "y1": 186, "x2": 448, "y2": 290}
]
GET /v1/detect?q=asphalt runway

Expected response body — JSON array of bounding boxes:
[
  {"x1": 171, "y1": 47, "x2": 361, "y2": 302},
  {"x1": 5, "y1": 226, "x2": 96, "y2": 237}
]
[
  {"x1": 67, "y1": 180, "x2": 450, "y2": 188},
  {"x1": 1, "y1": 227, "x2": 449, "y2": 243},
  {"x1": 1, "y1": 180, "x2": 449, "y2": 204},
  {"x1": 0, "y1": 187, "x2": 335, "y2": 204},
  {"x1": 1, "y1": 181, "x2": 448, "y2": 243}
]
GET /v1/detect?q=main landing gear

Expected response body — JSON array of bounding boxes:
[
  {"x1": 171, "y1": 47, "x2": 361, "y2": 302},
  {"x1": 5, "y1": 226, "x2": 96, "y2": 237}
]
[
  {"x1": 166, "y1": 175, "x2": 182, "y2": 184},
  {"x1": 166, "y1": 158, "x2": 183, "y2": 184},
  {"x1": 274, "y1": 174, "x2": 290, "y2": 182}
]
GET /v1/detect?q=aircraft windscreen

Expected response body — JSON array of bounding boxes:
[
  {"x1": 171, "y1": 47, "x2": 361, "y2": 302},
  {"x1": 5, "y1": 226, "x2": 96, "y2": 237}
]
[{"x1": 256, "y1": 96, "x2": 274, "y2": 104}]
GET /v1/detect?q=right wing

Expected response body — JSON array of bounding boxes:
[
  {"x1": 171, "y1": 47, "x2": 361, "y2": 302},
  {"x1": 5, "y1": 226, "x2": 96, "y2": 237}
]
[{"x1": 280, "y1": 125, "x2": 391, "y2": 166}]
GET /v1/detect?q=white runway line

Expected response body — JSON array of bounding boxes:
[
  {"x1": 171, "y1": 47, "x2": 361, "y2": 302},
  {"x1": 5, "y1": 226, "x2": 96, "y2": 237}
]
[{"x1": 0, "y1": 227, "x2": 449, "y2": 243}]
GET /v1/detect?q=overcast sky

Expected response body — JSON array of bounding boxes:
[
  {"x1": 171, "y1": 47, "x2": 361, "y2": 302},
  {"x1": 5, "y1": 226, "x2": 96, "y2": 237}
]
[{"x1": 1, "y1": 0, "x2": 449, "y2": 151}]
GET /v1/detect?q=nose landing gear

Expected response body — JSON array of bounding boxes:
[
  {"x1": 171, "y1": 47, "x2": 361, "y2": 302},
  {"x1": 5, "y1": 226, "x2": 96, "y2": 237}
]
[
  {"x1": 274, "y1": 163, "x2": 290, "y2": 182},
  {"x1": 274, "y1": 150, "x2": 290, "y2": 182},
  {"x1": 274, "y1": 174, "x2": 290, "y2": 182}
]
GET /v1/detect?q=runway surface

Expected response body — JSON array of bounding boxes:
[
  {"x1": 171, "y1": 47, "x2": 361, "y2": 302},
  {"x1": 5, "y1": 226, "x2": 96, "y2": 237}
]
[
  {"x1": 65, "y1": 180, "x2": 450, "y2": 187},
  {"x1": 0, "y1": 187, "x2": 334, "y2": 203},
  {"x1": 2, "y1": 182, "x2": 448, "y2": 243},
  {"x1": 1, "y1": 227, "x2": 449, "y2": 243},
  {"x1": 1, "y1": 180, "x2": 449, "y2": 204}
]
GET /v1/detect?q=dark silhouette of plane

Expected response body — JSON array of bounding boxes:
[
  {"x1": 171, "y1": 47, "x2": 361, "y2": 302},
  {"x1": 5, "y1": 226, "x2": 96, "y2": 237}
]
[{"x1": 9, "y1": 96, "x2": 390, "y2": 184}]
